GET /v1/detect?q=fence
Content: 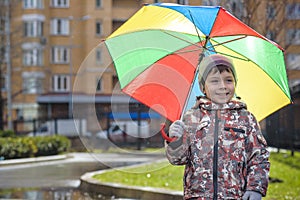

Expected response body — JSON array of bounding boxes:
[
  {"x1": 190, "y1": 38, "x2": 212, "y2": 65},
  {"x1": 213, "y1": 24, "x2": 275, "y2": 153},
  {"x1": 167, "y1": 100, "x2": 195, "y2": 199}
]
[{"x1": 265, "y1": 104, "x2": 300, "y2": 151}]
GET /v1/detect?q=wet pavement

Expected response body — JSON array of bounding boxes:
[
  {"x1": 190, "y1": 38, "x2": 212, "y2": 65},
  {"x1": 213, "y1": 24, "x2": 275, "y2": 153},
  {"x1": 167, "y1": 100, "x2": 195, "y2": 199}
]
[{"x1": 0, "y1": 152, "x2": 165, "y2": 189}]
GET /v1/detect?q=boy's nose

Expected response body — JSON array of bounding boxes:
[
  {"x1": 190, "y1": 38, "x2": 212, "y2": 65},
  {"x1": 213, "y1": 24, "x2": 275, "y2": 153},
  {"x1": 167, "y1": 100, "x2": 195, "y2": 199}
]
[{"x1": 219, "y1": 80, "x2": 226, "y2": 88}]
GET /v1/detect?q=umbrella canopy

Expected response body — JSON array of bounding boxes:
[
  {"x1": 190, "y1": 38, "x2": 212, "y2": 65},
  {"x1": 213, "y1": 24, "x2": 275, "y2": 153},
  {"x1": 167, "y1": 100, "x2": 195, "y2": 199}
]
[{"x1": 104, "y1": 3, "x2": 291, "y2": 122}]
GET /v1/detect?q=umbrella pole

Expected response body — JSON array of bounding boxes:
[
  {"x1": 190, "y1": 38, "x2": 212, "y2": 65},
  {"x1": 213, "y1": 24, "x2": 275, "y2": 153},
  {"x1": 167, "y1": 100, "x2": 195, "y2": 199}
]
[
  {"x1": 180, "y1": 52, "x2": 205, "y2": 120},
  {"x1": 160, "y1": 53, "x2": 206, "y2": 142}
]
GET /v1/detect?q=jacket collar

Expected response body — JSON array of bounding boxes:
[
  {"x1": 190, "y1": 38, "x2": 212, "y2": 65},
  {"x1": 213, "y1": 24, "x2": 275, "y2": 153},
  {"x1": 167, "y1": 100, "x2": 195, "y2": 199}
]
[{"x1": 197, "y1": 96, "x2": 247, "y2": 111}]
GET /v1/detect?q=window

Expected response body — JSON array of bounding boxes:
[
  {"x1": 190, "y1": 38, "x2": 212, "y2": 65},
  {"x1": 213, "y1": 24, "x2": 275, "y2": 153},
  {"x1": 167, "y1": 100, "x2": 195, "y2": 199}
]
[
  {"x1": 286, "y1": 29, "x2": 300, "y2": 45},
  {"x1": 24, "y1": 21, "x2": 44, "y2": 37},
  {"x1": 286, "y1": 3, "x2": 300, "y2": 19},
  {"x1": 227, "y1": 0, "x2": 244, "y2": 19},
  {"x1": 287, "y1": 54, "x2": 300, "y2": 70},
  {"x1": 22, "y1": 14, "x2": 45, "y2": 37},
  {"x1": 266, "y1": 30, "x2": 276, "y2": 41},
  {"x1": 177, "y1": 0, "x2": 189, "y2": 5},
  {"x1": 52, "y1": 75, "x2": 70, "y2": 92},
  {"x1": 50, "y1": 18, "x2": 69, "y2": 35},
  {"x1": 51, "y1": 0, "x2": 69, "y2": 8},
  {"x1": 96, "y1": 21, "x2": 102, "y2": 36},
  {"x1": 96, "y1": 48, "x2": 102, "y2": 64},
  {"x1": 96, "y1": 77, "x2": 102, "y2": 92},
  {"x1": 267, "y1": 5, "x2": 276, "y2": 19},
  {"x1": 23, "y1": 0, "x2": 43, "y2": 9},
  {"x1": 0, "y1": 17, "x2": 5, "y2": 32},
  {"x1": 96, "y1": 0, "x2": 102, "y2": 8},
  {"x1": 1, "y1": 75, "x2": 6, "y2": 91},
  {"x1": 202, "y1": 0, "x2": 220, "y2": 6},
  {"x1": 51, "y1": 46, "x2": 69, "y2": 64},
  {"x1": 22, "y1": 72, "x2": 44, "y2": 94},
  {"x1": 23, "y1": 48, "x2": 43, "y2": 66}
]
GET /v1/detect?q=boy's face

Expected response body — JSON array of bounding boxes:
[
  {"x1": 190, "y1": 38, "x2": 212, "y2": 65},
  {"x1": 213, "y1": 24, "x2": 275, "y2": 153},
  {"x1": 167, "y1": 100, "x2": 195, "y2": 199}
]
[{"x1": 203, "y1": 68, "x2": 235, "y2": 104}]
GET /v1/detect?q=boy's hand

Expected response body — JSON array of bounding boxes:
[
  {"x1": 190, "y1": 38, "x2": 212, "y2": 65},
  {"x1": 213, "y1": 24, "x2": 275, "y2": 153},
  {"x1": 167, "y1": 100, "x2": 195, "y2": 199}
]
[
  {"x1": 169, "y1": 120, "x2": 185, "y2": 138},
  {"x1": 242, "y1": 191, "x2": 262, "y2": 200}
]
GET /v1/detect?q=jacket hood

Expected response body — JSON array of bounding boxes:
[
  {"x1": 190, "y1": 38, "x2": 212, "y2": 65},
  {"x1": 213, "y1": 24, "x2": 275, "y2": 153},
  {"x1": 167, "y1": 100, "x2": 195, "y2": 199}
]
[{"x1": 196, "y1": 96, "x2": 247, "y2": 111}]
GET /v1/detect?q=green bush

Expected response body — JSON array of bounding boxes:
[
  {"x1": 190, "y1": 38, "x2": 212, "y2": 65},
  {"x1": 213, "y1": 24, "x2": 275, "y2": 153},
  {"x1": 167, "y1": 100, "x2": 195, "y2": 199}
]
[
  {"x1": 33, "y1": 135, "x2": 70, "y2": 157},
  {"x1": 0, "y1": 135, "x2": 70, "y2": 160},
  {"x1": 0, "y1": 130, "x2": 15, "y2": 138},
  {"x1": 0, "y1": 137, "x2": 36, "y2": 159}
]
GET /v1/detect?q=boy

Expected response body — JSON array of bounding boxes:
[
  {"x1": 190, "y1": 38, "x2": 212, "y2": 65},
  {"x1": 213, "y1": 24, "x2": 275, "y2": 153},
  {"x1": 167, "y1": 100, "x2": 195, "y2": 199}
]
[{"x1": 165, "y1": 54, "x2": 270, "y2": 200}]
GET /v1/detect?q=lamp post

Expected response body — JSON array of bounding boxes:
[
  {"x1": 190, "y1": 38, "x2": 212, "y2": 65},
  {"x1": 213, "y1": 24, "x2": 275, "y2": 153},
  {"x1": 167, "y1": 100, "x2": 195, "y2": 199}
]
[
  {"x1": 5, "y1": 0, "x2": 12, "y2": 130},
  {"x1": 68, "y1": 15, "x2": 90, "y2": 118}
]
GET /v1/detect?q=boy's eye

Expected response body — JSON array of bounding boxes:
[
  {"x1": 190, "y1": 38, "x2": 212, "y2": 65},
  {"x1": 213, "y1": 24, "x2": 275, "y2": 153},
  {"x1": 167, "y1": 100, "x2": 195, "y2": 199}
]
[{"x1": 210, "y1": 79, "x2": 219, "y2": 83}]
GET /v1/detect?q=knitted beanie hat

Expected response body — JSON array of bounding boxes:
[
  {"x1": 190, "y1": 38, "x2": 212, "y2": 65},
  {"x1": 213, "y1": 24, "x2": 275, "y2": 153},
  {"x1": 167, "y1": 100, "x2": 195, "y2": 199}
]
[{"x1": 198, "y1": 54, "x2": 237, "y2": 92}]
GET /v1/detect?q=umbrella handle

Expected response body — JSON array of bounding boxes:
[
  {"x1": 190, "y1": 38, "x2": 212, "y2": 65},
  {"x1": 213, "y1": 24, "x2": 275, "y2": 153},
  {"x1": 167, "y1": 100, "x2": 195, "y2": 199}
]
[{"x1": 160, "y1": 123, "x2": 176, "y2": 142}]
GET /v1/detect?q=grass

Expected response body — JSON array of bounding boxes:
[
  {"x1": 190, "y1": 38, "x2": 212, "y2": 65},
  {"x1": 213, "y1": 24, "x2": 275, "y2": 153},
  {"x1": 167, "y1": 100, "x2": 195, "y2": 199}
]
[
  {"x1": 266, "y1": 150, "x2": 300, "y2": 200},
  {"x1": 93, "y1": 160, "x2": 184, "y2": 191},
  {"x1": 93, "y1": 150, "x2": 300, "y2": 199}
]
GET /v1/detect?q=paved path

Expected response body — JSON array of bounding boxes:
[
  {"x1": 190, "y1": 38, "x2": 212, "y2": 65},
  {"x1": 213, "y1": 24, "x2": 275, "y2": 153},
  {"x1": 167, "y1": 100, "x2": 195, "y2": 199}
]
[{"x1": 0, "y1": 152, "x2": 165, "y2": 189}]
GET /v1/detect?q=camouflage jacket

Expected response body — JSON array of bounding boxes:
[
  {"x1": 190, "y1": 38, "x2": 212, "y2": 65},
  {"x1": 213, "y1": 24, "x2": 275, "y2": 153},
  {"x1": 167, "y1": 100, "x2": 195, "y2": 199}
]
[{"x1": 166, "y1": 97, "x2": 270, "y2": 200}]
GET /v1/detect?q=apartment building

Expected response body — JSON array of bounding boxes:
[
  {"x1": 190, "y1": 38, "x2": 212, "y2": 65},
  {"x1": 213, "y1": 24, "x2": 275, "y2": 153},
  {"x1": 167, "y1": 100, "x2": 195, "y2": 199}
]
[
  {"x1": 0, "y1": 0, "x2": 203, "y2": 133},
  {"x1": 1, "y1": 0, "x2": 299, "y2": 135},
  {"x1": 0, "y1": 0, "x2": 143, "y2": 132}
]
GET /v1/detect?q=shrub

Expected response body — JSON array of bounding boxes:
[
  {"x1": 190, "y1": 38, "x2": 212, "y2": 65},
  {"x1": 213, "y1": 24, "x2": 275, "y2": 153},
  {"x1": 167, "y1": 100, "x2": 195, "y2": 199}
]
[
  {"x1": 33, "y1": 135, "x2": 70, "y2": 157},
  {"x1": 0, "y1": 137, "x2": 36, "y2": 159},
  {"x1": 0, "y1": 130, "x2": 15, "y2": 138},
  {"x1": 0, "y1": 135, "x2": 70, "y2": 160}
]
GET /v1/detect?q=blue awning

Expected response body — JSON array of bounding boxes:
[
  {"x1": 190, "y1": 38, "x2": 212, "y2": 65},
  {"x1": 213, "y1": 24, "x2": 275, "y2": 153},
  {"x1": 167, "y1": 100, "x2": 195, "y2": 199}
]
[{"x1": 108, "y1": 112, "x2": 161, "y2": 120}]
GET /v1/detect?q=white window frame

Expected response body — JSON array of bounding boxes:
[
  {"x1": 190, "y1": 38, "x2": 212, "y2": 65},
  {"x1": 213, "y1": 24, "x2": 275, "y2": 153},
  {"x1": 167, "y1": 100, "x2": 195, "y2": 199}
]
[
  {"x1": 22, "y1": 72, "x2": 44, "y2": 94},
  {"x1": 51, "y1": 46, "x2": 69, "y2": 64},
  {"x1": 52, "y1": 75, "x2": 70, "y2": 92},
  {"x1": 23, "y1": 77, "x2": 44, "y2": 94},
  {"x1": 23, "y1": 0, "x2": 44, "y2": 9},
  {"x1": 50, "y1": 18, "x2": 70, "y2": 35},
  {"x1": 23, "y1": 48, "x2": 43, "y2": 66},
  {"x1": 24, "y1": 20, "x2": 43, "y2": 37},
  {"x1": 51, "y1": 0, "x2": 69, "y2": 8}
]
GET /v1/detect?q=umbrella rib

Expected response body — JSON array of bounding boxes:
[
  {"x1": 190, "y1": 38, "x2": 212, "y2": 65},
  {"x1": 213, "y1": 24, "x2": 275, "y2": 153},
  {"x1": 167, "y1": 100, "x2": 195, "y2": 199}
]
[
  {"x1": 187, "y1": 9, "x2": 204, "y2": 44},
  {"x1": 162, "y1": 30, "x2": 204, "y2": 48},
  {"x1": 208, "y1": 35, "x2": 247, "y2": 47},
  {"x1": 176, "y1": 48, "x2": 203, "y2": 54},
  {"x1": 205, "y1": 48, "x2": 250, "y2": 62},
  {"x1": 205, "y1": 35, "x2": 251, "y2": 62}
]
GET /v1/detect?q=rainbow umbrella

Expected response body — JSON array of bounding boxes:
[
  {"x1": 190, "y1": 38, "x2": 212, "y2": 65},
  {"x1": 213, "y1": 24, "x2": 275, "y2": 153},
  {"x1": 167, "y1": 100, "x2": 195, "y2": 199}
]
[{"x1": 104, "y1": 3, "x2": 291, "y2": 125}]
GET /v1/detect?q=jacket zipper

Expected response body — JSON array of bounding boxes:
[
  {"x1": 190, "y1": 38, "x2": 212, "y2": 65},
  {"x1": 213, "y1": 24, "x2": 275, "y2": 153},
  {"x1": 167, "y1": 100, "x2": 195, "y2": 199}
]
[{"x1": 213, "y1": 110, "x2": 219, "y2": 200}]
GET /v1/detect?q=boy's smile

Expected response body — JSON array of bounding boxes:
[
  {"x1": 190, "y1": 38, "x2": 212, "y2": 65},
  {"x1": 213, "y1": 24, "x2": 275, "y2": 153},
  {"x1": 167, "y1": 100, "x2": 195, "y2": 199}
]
[{"x1": 203, "y1": 69, "x2": 235, "y2": 104}]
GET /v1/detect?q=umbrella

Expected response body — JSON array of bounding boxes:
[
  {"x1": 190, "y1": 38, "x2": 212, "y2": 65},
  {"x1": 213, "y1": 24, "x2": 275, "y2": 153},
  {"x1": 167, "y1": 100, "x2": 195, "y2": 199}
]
[{"x1": 104, "y1": 3, "x2": 291, "y2": 139}]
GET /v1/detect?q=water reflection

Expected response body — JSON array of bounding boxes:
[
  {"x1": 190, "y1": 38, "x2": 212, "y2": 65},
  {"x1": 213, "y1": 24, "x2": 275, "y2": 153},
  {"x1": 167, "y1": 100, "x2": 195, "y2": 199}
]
[
  {"x1": 0, "y1": 187, "x2": 139, "y2": 199},
  {"x1": 1, "y1": 187, "x2": 94, "y2": 199}
]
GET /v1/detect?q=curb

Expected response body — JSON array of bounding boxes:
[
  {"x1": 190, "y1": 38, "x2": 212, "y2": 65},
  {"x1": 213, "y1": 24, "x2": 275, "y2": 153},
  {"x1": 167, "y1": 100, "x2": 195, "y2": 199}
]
[
  {"x1": 80, "y1": 160, "x2": 183, "y2": 200},
  {"x1": 0, "y1": 154, "x2": 69, "y2": 166}
]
